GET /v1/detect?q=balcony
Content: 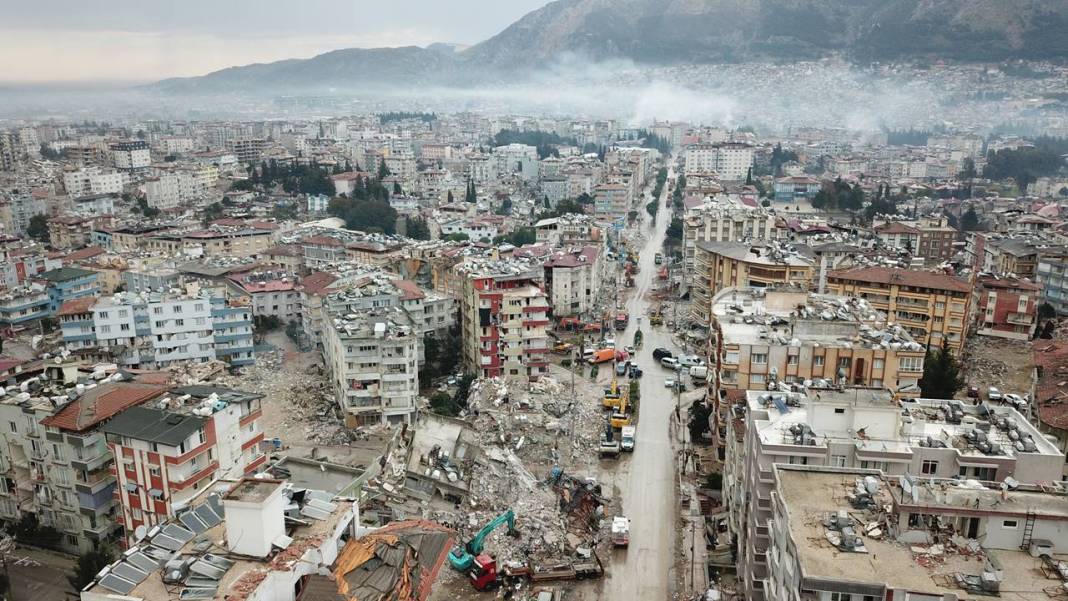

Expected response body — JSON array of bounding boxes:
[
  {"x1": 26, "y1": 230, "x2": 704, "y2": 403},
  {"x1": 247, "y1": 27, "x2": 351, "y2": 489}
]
[
  {"x1": 1007, "y1": 312, "x2": 1034, "y2": 325},
  {"x1": 75, "y1": 470, "x2": 116, "y2": 495}
]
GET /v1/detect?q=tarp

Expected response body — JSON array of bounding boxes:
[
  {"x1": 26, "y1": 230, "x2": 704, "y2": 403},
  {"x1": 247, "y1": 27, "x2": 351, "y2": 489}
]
[{"x1": 333, "y1": 520, "x2": 455, "y2": 601}]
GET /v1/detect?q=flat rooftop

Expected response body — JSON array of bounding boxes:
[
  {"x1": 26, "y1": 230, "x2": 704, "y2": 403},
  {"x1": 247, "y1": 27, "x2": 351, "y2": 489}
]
[
  {"x1": 777, "y1": 469, "x2": 1067, "y2": 601},
  {"x1": 223, "y1": 477, "x2": 283, "y2": 503},
  {"x1": 712, "y1": 288, "x2": 922, "y2": 349}
]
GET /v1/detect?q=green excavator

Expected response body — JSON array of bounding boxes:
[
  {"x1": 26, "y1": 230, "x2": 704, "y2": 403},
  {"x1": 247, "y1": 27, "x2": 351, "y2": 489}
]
[{"x1": 448, "y1": 509, "x2": 518, "y2": 571}]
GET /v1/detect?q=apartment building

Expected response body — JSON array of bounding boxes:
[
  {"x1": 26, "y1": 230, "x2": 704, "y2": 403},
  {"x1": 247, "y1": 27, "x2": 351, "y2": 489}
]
[
  {"x1": 542, "y1": 246, "x2": 605, "y2": 318},
  {"x1": 0, "y1": 381, "x2": 167, "y2": 553},
  {"x1": 691, "y1": 241, "x2": 814, "y2": 325},
  {"x1": 708, "y1": 288, "x2": 927, "y2": 396},
  {"x1": 110, "y1": 140, "x2": 151, "y2": 170},
  {"x1": 771, "y1": 176, "x2": 820, "y2": 203},
  {"x1": 534, "y1": 214, "x2": 601, "y2": 246},
  {"x1": 974, "y1": 275, "x2": 1040, "y2": 340},
  {"x1": 226, "y1": 270, "x2": 300, "y2": 323},
  {"x1": 684, "y1": 142, "x2": 754, "y2": 180},
  {"x1": 1036, "y1": 254, "x2": 1068, "y2": 316},
  {"x1": 0, "y1": 284, "x2": 50, "y2": 327},
  {"x1": 58, "y1": 292, "x2": 255, "y2": 368},
  {"x1": 765, "y1": 468, "x2": 1068, "y2": 601},
  {"x1": 683, "y1": 202, "x2": 778, "y2": 283},
  {"x1": 593, "y1": 182, "x2": 630, "y2": 219},
  {"x1": 144, "y1": 172, "x2": 197, "y2": 210},
  {"x1": 35, "y1": 266, "x2": 98, "y2": 313},
  {"x1": 826, "y1": 267, "x2": 972, "y2": 354},
  {"x1": 226, "y1": 138, "x2": 268, "y2": 163},
  {"x1": 102, "y1": 385, "x2": 267, "y2": 542},
  {"x1": 0, "y1": 192, "x2": 47, "y2": 235},
  {"x1": 874, "y1": 221, "x2": 920, "y2": 252},
  {"x1": 83, "y1": 477, "x2": 359, "y2": 601},
  {"x1": 321, "y1": 303, "x2": 420, "y2": 427},
  {"x1": 458, "y1": 260, "x2": 550, "y2": 381},
  {"x1": 725, "y1": 388, "x2": 1063, "y2": 601},
  {"x1": 62, "y1": 167, "x2": 124, "y2": 197}
]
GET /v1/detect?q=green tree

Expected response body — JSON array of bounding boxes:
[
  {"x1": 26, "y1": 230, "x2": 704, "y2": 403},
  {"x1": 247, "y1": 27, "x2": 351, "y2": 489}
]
[
  {"x1": 201, "y1": 202, "x2": 225, "y2": 226},
  {"x1": 688, "y1": 401, "x2": 712, "y2": 443},
  {"x1": 541, "y1": 198, "x2": 587, "y2": 218},
  {"x1": 959, "y1": 157, "x2": 977, "y2": 179},
  {"x1": 465, "y1": 180, "x2": 477, "y2": 203},
  {"x1": 444, "y1": 232, "x2": 469, "y2": 242},
  {"x1": 497, "y1": 226, "x2": 535, "y2": 247},
  {"x1": 377, "y1": 160, "x2": 390, "y2": 180},
  {"x1": 919, "y1": 343, "x2": 964, "y2": 399},
  {"x1": 392, "y1": 181, "x2": 402, "y2": 195},
  {"x1": 27, "y1": 214, "x2": 50, "y2": 242},
  {"x1": 344, "y1": 201, "x2": 398, "y2": 234},
  {"x1": 137, "y1": 198, "x2": 160, "y2": 218},
  {"x1": 71, "y1": 545, "x2": 115, "y2": 590},
  {"x1": 960, "y1": 206, "x2": 980, "y2": 231},
  {"x1": 406, "y1": 217, "x2": 431, "y2": 240},
  {"x1": 496, "y1": 198, "x2": 513, "y2": 216},
  {"x1": 271, "y1": 203, "x2": 298, "y2": 221}
]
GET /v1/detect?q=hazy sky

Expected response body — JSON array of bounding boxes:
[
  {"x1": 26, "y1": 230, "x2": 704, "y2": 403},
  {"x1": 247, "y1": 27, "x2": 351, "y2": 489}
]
[{"x1": 0, "y1": 0, "x2": 552, "y2": 83}]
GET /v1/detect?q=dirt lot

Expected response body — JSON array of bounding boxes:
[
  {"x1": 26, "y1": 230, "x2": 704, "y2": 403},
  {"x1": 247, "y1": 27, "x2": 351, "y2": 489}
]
[{"x1": 959, "y1": 336, "x2": 1034, "y2": 399}]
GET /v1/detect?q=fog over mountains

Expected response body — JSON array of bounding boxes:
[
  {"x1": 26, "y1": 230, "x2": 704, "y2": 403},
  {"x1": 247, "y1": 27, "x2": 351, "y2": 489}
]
[{"x1": 154, "y1": 0, "x2": 1068, "y2": 94}]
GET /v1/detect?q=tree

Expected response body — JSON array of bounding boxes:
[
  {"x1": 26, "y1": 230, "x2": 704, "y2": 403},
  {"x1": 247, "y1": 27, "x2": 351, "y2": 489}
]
[
  {"x1": 465, "y1": 180, "x2": 477, "y2": 203},
  {"x1": 745, "y1": 167, "x2": 753, "y2": 186},
  {"x1": 444, "y1": 232, "x2": 470, "y2": 242},
  {"x1": 71, "y1": 545, "x2": 115, "y2": 590},
  {"x1": 201, "y1": 202, "x2": 225, "y2": 226},
  {"x1": 688, "y1": 401, "x2": 712, "y2": 443},
  {"x1": 960, "y1": 206, "x2": 980, "y2": 232},
  {"x1": 406, "y1": 217, "x2": 431, "y2": 240},
  {"x1": 271, "y1": 203, "x2": 298, "y2": 221},
  {"x1": 1038, "y1": 302, "x2": 1057, "y2": 320},
  {"x1": 665, "y1": 217, "x2": 683, "y2": 246},
  {"x1": 27, "y1": 214, "x2": 49, "y2": 242},
  {"x1": 430, "y1": 392, "x2": 460, "y2": 416},
  {"x1": 377, "y1": 160, "x2": 391, "y2": 180},
  {"x1": 344, "y1": 201, "x2": 398, "y2": 234},
  {"x1": 542, "y1": 198, "x2": 586, "y2": 218},
  {"x1": 959, "y1": 157, "x2": 977, "y2": 179},
  {"x1": 392, "y1": 181, "x2": 402, "y2": 195},
  {"x1": 137, "y1": 198, "x2": 160, "y2": 218},
  {"x1": 496, "y1": 226, "x2": 535, "y2": 247},
  {"x1": 919, "y1": 342, "x2": 964, "y2": 399},
  {"x1": 495, "y1": 198, "x2": 513, "y2": 216},
  {"x1": 761, "y1": 199, "x2": 771, "y2": 208}
]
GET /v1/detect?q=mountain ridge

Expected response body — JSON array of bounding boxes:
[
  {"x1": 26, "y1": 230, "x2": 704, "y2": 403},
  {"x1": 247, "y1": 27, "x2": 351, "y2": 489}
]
[{"x1": 153, "y1": 0, "x2": 1068, "y2": 94}]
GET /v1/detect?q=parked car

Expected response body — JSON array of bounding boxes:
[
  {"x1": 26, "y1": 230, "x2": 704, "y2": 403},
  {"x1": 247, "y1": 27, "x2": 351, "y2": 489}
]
[
  {"x1": 616, "y1": 361, "x2": 629, "y2": 376},
  {"x1": 664, "y1": 378, "x2": 685, "y2": 391},
  {"x1": 660, "y1": 357, "x2": 680, "y2": 370},
  {"x1": 967, "y1": 386, "x2": 980, "y2": 399},
  {"x1": 628, "y1": 364, "x2": 643, "y2": 378},
  {"x1": 987, "y1": 387, "x2": 1003, "y2": 401},
  {"x1": 1003, "y1": 393, "x2": 1028, "y2": 411},
  {"x1": 677, "y1": 354, "x2": 704, "y2": 368},
  {"x1": 652, "y1": 348, "x2": 673, "y2": 361}
]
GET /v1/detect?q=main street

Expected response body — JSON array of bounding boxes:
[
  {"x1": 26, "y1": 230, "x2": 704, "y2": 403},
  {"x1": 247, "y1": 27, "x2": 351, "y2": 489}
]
[{"x1": 596, "y1": 167, "x2": 680, "y2": 600}]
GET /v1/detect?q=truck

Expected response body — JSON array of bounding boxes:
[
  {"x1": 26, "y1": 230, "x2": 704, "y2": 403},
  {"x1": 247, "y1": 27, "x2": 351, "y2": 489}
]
[
  {"x1": 654, "y1": 253, "x2": 663, "y2": 265},
  {"x1": 588, "y1": 349, "x2": 615, "y2": 364},
  {"x1": 470, "y1": 552, "x2": 604, "y2": 591},
  {"x1": 611, "y1": 516, "x2": 631, "y2": 547},
  {"x1": 614, "y1": 312, "x2": 629, "y2": 331},
  {"x1": 620, "y1": 426, "x2": 636, "y2": 451},
  {"x1": 688, "y1": 365, "x2": 708, "y2": 382}
]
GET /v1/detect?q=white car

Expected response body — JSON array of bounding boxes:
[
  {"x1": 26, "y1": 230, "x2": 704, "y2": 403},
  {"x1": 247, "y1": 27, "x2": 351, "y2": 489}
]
[
  {"x1": 1003, "y1": 393, "x2": 1028, "y2": 411},
  {"x1": 660, "y1": 357, "x2": 680, "y2": 369},
  {"x1": 987, "y1": 387, "x2": 1002, "y2": 401},
  {"x1": 677, "y1": 355, "x2": 704, "y2": 368}
]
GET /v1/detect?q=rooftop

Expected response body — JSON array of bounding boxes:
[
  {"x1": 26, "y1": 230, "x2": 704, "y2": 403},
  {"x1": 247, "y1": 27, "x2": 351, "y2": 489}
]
[
  {"x1": 776, "y1": 468, "x2": 1067, "y2": 601},
  {"x1": 101, "y1": 406, "x2": 206, "y2": 446},
  {"x1": 828, "y1": 266, "x2": 972, "y2": 293},
  {"x1": 696, "y1": 240, "x2": 813, "y2": 267},
  {"x1": 39, "y1": 382, "x2": 167, "y2": 433}
]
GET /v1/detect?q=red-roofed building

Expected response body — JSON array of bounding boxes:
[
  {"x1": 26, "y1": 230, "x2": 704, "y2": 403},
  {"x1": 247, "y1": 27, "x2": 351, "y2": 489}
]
[
  {"x1": 826, "y1": 266, "x2": 972, "y2": 353},
  {"x1": 227, "y1": 270, "x2": 300, "y2": 322},
  {"x1": 297, "y1": 271, "x2": 341, "y2": 348},
  {"x1": 975, "y1": 276, "x2": 1041, "y2": 340}
]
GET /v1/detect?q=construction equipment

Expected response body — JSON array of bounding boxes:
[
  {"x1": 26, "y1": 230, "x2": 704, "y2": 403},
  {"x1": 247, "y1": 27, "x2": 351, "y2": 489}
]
[
  {"x1": 611, "y1": 516, "x2": 631, "y2": 547},
  {"x1": 614, "y1": 312, "x2": 629, "y2": 331},
  {"x1": 448, "y1": 509, "x2": 518, "y2": 571},
  {"x1": 649, "y1": 312, "x2": 663, "y2": 326},
  {"x1": 551, "y1": 342, "x2": 573, "y2": 355},
  {"x1": 599, "y1": 420, "x2": 620, "y2": 458},
  {"x1": 602, "y1": 379, "x2": 628, "y2": 410},
  {"x1": 610, "y1": 391, "x2": 632, "y2": 429}
]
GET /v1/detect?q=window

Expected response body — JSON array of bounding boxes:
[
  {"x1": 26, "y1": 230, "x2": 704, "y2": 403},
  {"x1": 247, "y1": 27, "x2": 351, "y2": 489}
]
[
  {"x1": 8, "y1": 422, "x2": 16, "y2": 433},
  {"x1": 921, "y1": 460, "x2": 939, "y2": 475},
  {"x1": 814, "y1": 355, "x2": 825, "y2": 367},
  {"x1": 837, "y1": 357, "x2": 851, "y2": 369},
  {"x1": 173, "y1": 305, "x2": 182, "y2": 314},
  {"x1": 787, "y1": 456, "x2": 808, "y2": 465},
  {"x1": 873, "y1": 358, "x2": 884, "y2": 369},
  {"x1": 153, "y1": 306, "x2": 163, "y2": 314},
  {"x1": 834, "y1": 408, "x2": 845, "y2": 414},
  {"x1": 131, "y1": 508, "x2": 142, "y2": 520},
  {"x1": 98, "y1": 311, "x2": 108, "y2": 319},
  {"x1": 860, "y1": 460, "x2": 887, "y2": 472},
  {"x1": 149, "y1": 466, "x2": 161, "y2": 477},
  {"x1": 787, "y1": 354, "x2": 798, "y2": 365},
  {"x1": 724, "y1": 352, "x2": 739, "y2": 364},
  {"x1": 751, "y1": 374, "x2": 766, "y2": 384},
  {"x1": 830, "y1": 592, "x2": 853, "y2": 601},
  {"x1": 751, "y1": 353, "x2": 767, "y2": 365},
  {"x1": 175, "y1": 319, "x2": 184, "y2": 327},
  {"x1": 99, "y1": 325, "x2": 111, "y2": 333},
  {"x1": 120, "y1": 323, "x2": 130, "y2": 331},
  {"x1": 195, "y1": 303, "x2": 204, "y2": 311},
  {"x1": 899, "y1": 356, "x2": 923, "y2": 372},
  {"x1": 831, "y1": 455, "x2": 847, "y2": 467}
]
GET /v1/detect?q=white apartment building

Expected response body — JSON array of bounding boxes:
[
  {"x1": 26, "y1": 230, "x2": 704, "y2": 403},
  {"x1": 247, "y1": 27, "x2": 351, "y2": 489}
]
[
  {"x1": 494, "y1": 143, "x2": 539, "y2": 181},
  {"x1": 62, "y1": 167, "x2": 124, "y2": 197},
  {"x1": 684, "y1": 142, "x2": 754, "y2": 181},
  {"x1": 321, "y1": 303, "x2": 420, "y2": 427},
  {"x1": 110, "y1": 141, "x2": 151, "y2": 170},
  {"x1": 765, "y1": 467, "x2": 1068, "y2": 601},
  {"x1": 159, "y1": 136, "x2": 194, "y2": 155},
  {"x1": 543, "y1": 246, "x2": 605, "y2": 317},
  {"x1": 725, "y1": 388, "x2": 1064, "y2": 601},
  {"x1": 144, "y1": 172, "x2": 198, "y2": 210},
  {"x1": 682, "y1": 200, "x2": 777, "y2": 283}
]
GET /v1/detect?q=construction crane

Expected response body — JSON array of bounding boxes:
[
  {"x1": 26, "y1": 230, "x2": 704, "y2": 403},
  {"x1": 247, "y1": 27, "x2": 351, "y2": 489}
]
[{"x1": 448, "y1": 509, "x2": 518, "y2": 571}]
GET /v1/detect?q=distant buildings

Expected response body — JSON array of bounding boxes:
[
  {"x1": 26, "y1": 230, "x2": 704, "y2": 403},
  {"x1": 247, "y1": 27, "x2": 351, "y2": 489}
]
[
  {"x1": 542, "y1": 245, "x2": 605, "y2": 318},
  {"x1": 691, "y1": 242, "x2": 814, "y2": 325},
  {"x1": 684, "y1": 142, "x2": 754, "y2": 181},
  {"x1": 974, "y1": 275, "x2": 1041, "y2": 340},
  {"x1": 110, "y1": 140, "x2": 150, "y2": 170}
]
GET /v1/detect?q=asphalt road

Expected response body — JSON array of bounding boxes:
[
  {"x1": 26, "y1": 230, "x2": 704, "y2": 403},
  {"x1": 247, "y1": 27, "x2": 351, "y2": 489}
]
[{"x1": 595, "y1": 169, "x2": 679, "y2": 600}]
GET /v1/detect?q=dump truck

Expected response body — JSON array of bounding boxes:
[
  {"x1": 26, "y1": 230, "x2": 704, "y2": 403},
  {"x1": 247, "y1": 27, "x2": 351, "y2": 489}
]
[
  {"x1": 614, "y1": 312, "x2": 629, "y2": 331},
  {"x1": 469, "y1": 552, "x2": 604, "y2": 591}
]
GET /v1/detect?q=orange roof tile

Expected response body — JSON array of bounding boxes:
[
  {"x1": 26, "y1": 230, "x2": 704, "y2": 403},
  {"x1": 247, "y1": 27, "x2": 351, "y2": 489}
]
[{"x1": 40, "y1": 382, "x2": 167, "y2": 433}]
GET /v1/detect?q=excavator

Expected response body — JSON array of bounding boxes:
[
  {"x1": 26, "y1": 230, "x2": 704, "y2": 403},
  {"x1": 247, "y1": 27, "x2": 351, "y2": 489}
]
[
  {"x1": 610, "y1": 389, "x2": 632, "y2": 429},
  {"x1": 448, "y1": 509, "x2": 518, "y2": 571}
]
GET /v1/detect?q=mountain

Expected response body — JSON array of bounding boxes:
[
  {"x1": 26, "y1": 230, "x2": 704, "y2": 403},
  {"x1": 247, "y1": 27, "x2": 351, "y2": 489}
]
[
  {"x1": 467, "y1": 0, "x2": 1068, "y2": 66},
  {"x1": 153, "y1": 0, "x2": 1068, "y2": 93}
]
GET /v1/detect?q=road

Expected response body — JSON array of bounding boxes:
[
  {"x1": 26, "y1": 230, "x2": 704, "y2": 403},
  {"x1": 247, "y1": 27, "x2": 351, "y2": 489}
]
[{"x1": 596, "y1": 168, "x2": 679, "y2": 600}]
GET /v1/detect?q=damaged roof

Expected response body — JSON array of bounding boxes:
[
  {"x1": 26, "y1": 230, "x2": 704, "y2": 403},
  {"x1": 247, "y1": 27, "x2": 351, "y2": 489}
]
[{"x1": 333, "y1": 520, "x2": 455, "y2": 601}]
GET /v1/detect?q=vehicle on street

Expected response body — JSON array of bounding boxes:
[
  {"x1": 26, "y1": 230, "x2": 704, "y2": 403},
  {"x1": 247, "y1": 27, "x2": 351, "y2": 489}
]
[
  {"x1": 624, "y1": 345, "x2": 636, "y2": 356},
  {"x1": 654, "y1": 253, "x2": 663, "y2": 265},
  {"x1": 614, "y1": 312, "x2": 629, "y2": 331},
  {"x1": 660, "y1": 357, "x2": 679, "y2": 369},
  {"x1": 628, "y1": 364, "x2": 643, "y2": 378},
  {"x1": 616, "y1": 361, "x2": 628, "y2": 376},
  {"x1": 967, "y1": 386, "x2": 980, "y2": 399},
  {"x1": 620, "y1": 426, "x2": 636, "y2": 451},
  {"x1": 987, "y1": 387, "x2": 1003, "y2": 401},
  {"x1": 677, "y1": 354, "x2": 704, "y2": 368},
  {"x1": 688, "y1": 365, "x2": 708, "y2": 381},
  {"x1": 589, "y1": 349, "x2": 616, "y2": 364},
  {"x1": 664, "y1": 378, "x2": 685, "y2": 391},
  {"x1": 652, "y1": 347, "x2": 673, "y2": 361},
  {"x1": 611, "y1": 516, "x2": 630, "y2": 547}
]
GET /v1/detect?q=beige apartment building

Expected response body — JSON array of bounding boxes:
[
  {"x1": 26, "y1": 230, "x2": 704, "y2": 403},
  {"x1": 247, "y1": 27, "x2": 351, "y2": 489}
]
[
  {"x1": 826, "y1": 266, "x2": 972, "y2": 354},
  {"x1": 692, "y1": 241, "x2": 815, "y2": 325}
]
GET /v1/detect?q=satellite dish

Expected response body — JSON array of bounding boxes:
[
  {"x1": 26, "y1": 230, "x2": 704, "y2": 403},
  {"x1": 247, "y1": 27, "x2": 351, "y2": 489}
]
[{"x1": 134, "y1": 525, "x2": 148, "y2": 541}]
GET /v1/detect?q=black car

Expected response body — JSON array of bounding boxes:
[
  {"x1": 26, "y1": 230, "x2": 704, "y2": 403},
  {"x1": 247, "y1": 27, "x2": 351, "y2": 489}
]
[{"x1": 652, "y1": 348, "x2": 673, "y2": 361}]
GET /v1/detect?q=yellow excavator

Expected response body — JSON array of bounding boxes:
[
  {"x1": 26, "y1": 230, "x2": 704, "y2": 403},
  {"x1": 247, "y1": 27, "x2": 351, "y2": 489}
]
[
  {"x1": 610, "y1": 391, "x2": 632, "y2": 429},
  {"x1": 601, "y1": 378, "x2": 625, "y2": 410}
]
